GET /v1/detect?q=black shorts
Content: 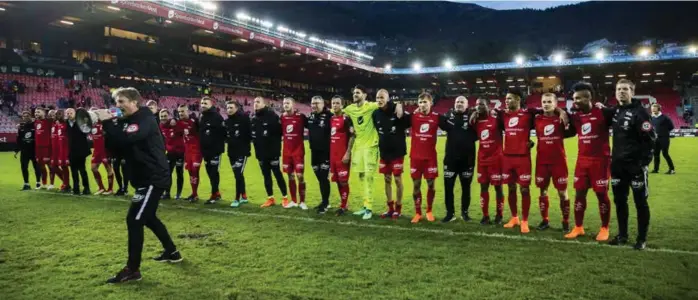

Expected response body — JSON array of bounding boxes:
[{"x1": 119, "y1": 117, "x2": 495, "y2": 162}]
[
  {"x1": 167, "y1": 152, "x2": 184, "y2": 167},
  {"x1": 229, "y1": 155, "x2": 249, "y2": 173},
  {"x1": 204, "y1": 154, "x2": 222, "y2": 168},
  {"x1": 443, "y1": 159, "x2": 475, "y2": 180},
  {"x1": 311, "y1": 151, "x2": 330, "y2": 173}
]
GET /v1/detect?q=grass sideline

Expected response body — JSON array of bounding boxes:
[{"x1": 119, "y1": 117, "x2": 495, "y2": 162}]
[{"x1": 1, "y1": 138, "x2": 698, "y2": 299}]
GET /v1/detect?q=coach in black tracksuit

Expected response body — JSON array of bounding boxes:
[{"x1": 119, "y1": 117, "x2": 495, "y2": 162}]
[
  {"x1": 439, "y1": 105, "x2": 477, "y2": 222},
  {"x1": 15, "y1": 114, "x2": 41, "y2": 190},
  {"x1": 225, "y1": 102, "x2": 252, "y2": 203},
  {"x1": 306, "y1": 97, "x2": 333, "y2": 212},
  {"x1": 101, "y1": 91, "x2": 179, "y2": 283},
  {"x1": 650, "y1": 104, "x2": 675, "y2": 174},
  {"x1": 609, "y1": 95, "x2": 657, "y2": 250},
  {"x1": 251, "y1": 101, "x2": 287, "y2": 200},
  {"x1": 67, "y1": 111, "x2": 91, "y2": 195},
  {"x1": 199, "y1": 100, "x2": 226, "y2": 203}
]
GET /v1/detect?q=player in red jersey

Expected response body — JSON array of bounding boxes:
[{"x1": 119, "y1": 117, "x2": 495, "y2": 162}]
[
  {"x1": 564, "y1": 82, "x2": 614, "y2": 241},
  {"x1": 329, "y1": 96, "x2": 355, "y2": 215},
  {"x1": 280, "y1": 97, "x2": 308, "y2": 209},
  {"x1": 534, "y1": 93, "x2": 575, "y2": 231},
  {"x1": 497, "y1": 90, "x2": 567, "y2": 233},
  {"x1": 472, "y1": 98, "x2": 505, "y2": 225},
  {"x1": 160, "y1": 109, "x2": 185, "y2": 200},
  {"x1": 407, "y1": 93, "x2": 440, "y2": 223},
  {"x1": 47, "y1": 109, "x2": 62, "y2": 189},
  {"x1": 53, "y1": 109, "x2": 71, "y2": 192},
  {"x1": 33, "y1": 108, "x2": 51, "y2": 189},
  {"x1": 177, "y1": 105, "x2": 202, "y2": 202},
  {"x1": 89, "y1": 108, "x2": 115, "y2": 195}
]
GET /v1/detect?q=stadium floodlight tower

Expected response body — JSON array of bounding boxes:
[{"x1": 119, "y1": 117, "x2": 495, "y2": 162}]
[
  {"x1": 688, "y1": 46, "x2": 697, "y2": 54},
  {"x1": 384, "y1": 64, "x2": 392, "y2": 71},
  {"x1": 412, "y1": 62, "x2": 422, "y2": 71},
  {"x1": 443, "y1": 59, "x2": 454, "y2": 69},
  {"x1": 595, "y1": 49, "x2": 606, "y2": 60},
  {"x1": 514, "y1": 55, "x2": 525, "y2": 65},
  {"x1": 552, "y1": 53, "x2": 564, "y2": 62},
  {"x1": 638, "y1": 47, "x2": 652, "y2": 57}
]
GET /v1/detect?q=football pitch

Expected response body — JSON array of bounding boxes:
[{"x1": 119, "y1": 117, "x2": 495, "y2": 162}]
[{"x1": 1, "y1": 138, "x2": 697, "y2": 300}]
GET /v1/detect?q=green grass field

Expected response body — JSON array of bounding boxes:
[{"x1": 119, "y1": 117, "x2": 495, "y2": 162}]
[{"x1": 1, "y1": 138, "x2": 697, "y2": 300}]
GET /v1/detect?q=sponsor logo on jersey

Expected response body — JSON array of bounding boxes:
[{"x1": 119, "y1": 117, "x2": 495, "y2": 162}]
[
  {"x1": 508, "y1": 117, "x2": 519, "y2": 127},
  {"x1": 520, "y1": 174, "x2": 531, "y2": 181},
  {"x1": 444, "y1": 171, "x2": 455, "y2": 178},
  {"x1": 419, "y1": 123, "x2": 430, "y2": 133},
  {"x1": 338, "y1": 170, "x2": 348, "y2": 177},
  {"x1": 544, "y1": 124, "x2": 555, "y2": 136},
  {"x1": 610, "y1": 178, "x2": 620, "y2": 186},
  {"x1": 641, "y1": 121, "x2": 652, "y2": 132},
  {"x1": 596, "y1": 179, "x2": 608, "y2": 186},
  {"x1": 557, "y1": 177, "x2": 567, "y2": 184},
  {"x1": 631, "y1": 180, "x2": 644, "y2": 188},
  {"x1": 536, "y1": 177, "x2": 544, "y2": 183},
  {"x1": 126, "y1": 124, "x2": 139, "y2": 133},
  {"x1": 480, "y1": 129, "x2": 490, "y2": 140},
  {"x1": 357, "y1": 116, "x2": 364, "y2": 125},
  {"x1": 286, "y1": 124, "x2": 294, "y2": 133},
  {"x1": 331, "y1": 127, "x2": 337, "y2": 136},
  {"x1": 37, "y1": 123, "x2": 42, "y2": 130},
  {"x1": 581, "y1": 122, "x2": 592, "y2": 135}
]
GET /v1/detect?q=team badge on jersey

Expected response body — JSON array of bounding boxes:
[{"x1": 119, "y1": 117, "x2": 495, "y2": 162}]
[
  {"x1": 126, "y1": 124, "x2": 139, "y2": 133},
  {"x1": 508, "y1": 117, "x2": 519, "y2": 127},
  {"x1": 480, "y1": 129, "x2": 490, "y2": 140},
  {"x1": 581, "y1": 123, "x2": 591, "y2": 135},
  {"x1": 419, "y1": 123, "x2": 430, "y2": 133}
]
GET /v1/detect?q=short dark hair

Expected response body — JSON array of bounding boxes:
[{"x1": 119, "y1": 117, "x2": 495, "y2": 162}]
[
  {"x1": 572, "y1": 81, "x2": 595, "y2": 95},
  {"x1": 616, "y1": 79, "x2": 635, "y2": 91},
  {"x1": 353, "y1": 84, "x2": 367, "y2": 94},
  {"x1": 476, "y1": 97, "x2": 489, "y2": 104},
  {"x1": 332, "y1": 95, "x2": 343, "y2": 101},
  {"x1": 112, "y1": 87, "x2": 142, "y2": 103}
]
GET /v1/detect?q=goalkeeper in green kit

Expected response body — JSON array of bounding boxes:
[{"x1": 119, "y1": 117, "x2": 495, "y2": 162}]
[{"x1": 342, "y1": 85, "x2": 402, "y2": 220}]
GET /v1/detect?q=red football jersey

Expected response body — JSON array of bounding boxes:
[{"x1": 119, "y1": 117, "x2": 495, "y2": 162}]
[
  {"x1": 50, "y1": 121, "x2": 60, "y2": 153},
  {"x1": 161, "y1": 121, "x2": 185, "y2": 154},
  {"x1": 91, "y1": 122, "x2": 106, "y2": 155},
  {"x1": 476, "y1": 115, "x2": 503, "y2": 164},
  {"x1": 34, "y1": 119, "x2": 51, "y2": 147},
  {"x1": 534, "y1": 114, "x2": 566, "y2": 165},
  {"x1": 281, "y1": 113, "x2": 306, "y2": 157},
  {"x1": 330, "y1": 114, "x2": 353, "y2": 162},
  {"x1": 178, "y1": 118, "x2": 200, "y2": 150},
  {"x1": 409, "y1": 111, "x2": 439, "y2": 160},
  {"x1": 572, "y1": 107, "x2": 611, "y2": 159},
  {"x1": 501, "y1": 108, "x2": 536, "y2": 156},
  {"x1": 55, "y1": 121, "x2": 69, "y2": 160}
]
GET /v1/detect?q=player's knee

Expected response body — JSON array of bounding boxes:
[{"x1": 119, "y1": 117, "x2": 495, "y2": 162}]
[
  {"x1": 520, "y1": 186, "x2": 530, "y2": 195},
  {"x1": 539, "y1": 189, "x2": 547, "y2": 197},
  {"x1": 384, "y1": 174, "x2": 392, "y2": 184},
  {"x1": 426, "y1": 179, "x2": 435, "y2": 188}
]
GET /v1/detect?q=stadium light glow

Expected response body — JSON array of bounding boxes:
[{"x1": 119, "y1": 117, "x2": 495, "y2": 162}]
[
  {"x1": 384, "y1": 64, "x2": 391, "y2": 71},
  {"x1": 509, "y1": 85, "x2": 515, "y2": 88},
  {"x1": 618, "y1": 74, "x2": 627, "y2": 78},
  {"x1": 583, "y1": 75, "x2": 591, "y2": 79},
  {"x1": 506, "y1": 79, "x2": 513, "y2": 82},
  {"x1": 204, "y1": 30, "x2": 213, "y2": 34},
  {"x1": 656, "y1": 72, "x2": 665, "y2": 76},
  {"x1": 517, "y1": 78, "x2": 524, "y2": 82},
  {"x1": 107, "y1": 5, "x2": 120, "y2": 11},
  {"x1": 595, "y1": 50, "x2": 606, "y2": 60},
  {"x1": 60, "y1": 20, "x2": 74, "y2": 25},
  {"x1": 0, "y1": 7, "x2": 5, "y2": 11},
  {"x1": 239, "y1": 38, "x2": 248, "y2": 42},
  {"x1": 277, "y1": 26, "x2": 289, "y2": 33},
  {"x1": 236, "y1": 12, "x2": 251, "y2": 21},
  {"x1": 638, "y1": 48, "x2": 652, "y2": 57},
  {"x1": 514, "y1": 55, "x2": 525, "y2": 65},
  {"x1": 296, "y1": 32, "x2": 307, "y2": 38},
  {"x1": 443, "y1": 59, "x2": 453, "y2": 68},
  {"x1": 689, "y1": 46, "x2": 697, "y2": 54},
  {"x1": 642, "y1": 73, "x2": 651, "y2": 76},
  {"x1": 641, "y1": 80, "x2": 649, "y2": 83},
  {"x1": 412, "y1": 62, "x2": 422, "y2": 71},
  {"x1": 200, "y1": 2, "x2": 217, "y2": 11},
  {"x1": 165, "y1": 20, "x2": 172, "y2": 24},
  {"x1": 309, "y1": 36, "x2": 319, "y2": 42},
  {"x1": 654, "y1": 79, "x2": 662, "y2": 82},
  {"x1": 261, "y1": 20, "x2": 273, "y2": 28},
  {"x1": 605, "y1": 74, "x2": 613, "y2": 78},
  {"x1": 536, "y1": 76, "x2": 544, "y2": 80},
  {"x1": 548, "y1": 75, "x2": 556, "y2": 79},
  {"x1": 552, "y1": 53, "x2": 564, "y2": 62}
]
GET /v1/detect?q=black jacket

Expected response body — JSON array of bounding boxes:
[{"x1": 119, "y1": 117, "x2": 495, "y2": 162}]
[
  {"x1": 225, "y1": 110, "x2": 252, "y2": 158},
  {"x1": 67, "y1": 119, "x2": 91, "y2": 159},
  {"x1": 199, "y1": 107, "x2": 226, "y2": 157},
  {"x1": 16, "y1": 121, "x2": 35, "y2": 154},
  {"x1": 611, "y1": 99, "x2": 657, "y2": 166},
  {"x1": 439, "y1": 109, "x2": 477, "y2": 163},
  {"x1": 372, "y1": 102, "x2": 409, "y2": 161},
  {"x1": 651, "y1": 113, "x2": 674, "y2": 139},
  {"x1": 306, "y1": 108, "x2": 333, "y2": 154},
  {"x1": 106, "y1": 118, "x2": 129, "y2": 158},
  {"x1": 103, "y1": 107, "x2": 171, "y2": 189},
  {"x1": 251, "y1": 107, "x2": 282, "y2": 160}
]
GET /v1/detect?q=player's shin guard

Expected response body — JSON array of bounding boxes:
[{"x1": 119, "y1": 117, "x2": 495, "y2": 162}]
[
  {"x1": 426, "y1": 186, "x2": 435, "y2": 213},
  {"x1": 522, "y1": 191, "x2": 531, "y2": 222},
  {"x1": 288, "y1": 179, "x2": 297, "y2": 203},
  {"x1": 574, "y1": 194, "x2": 587, "y2": 227},
  {"x1": 338, "y1": 183, "x2": 350, "y2": 209},
  {"x1": 93, "y1": 170, "x2": 105, "y2": 190},
  {"x1": 363, "y1": 174, "x2": 375, "y2": 210},
  {"x1": 496, "y1": 195, "x2": 504, "y2": 218},
  {"x1": 299, "y1": 181, "x2": 306, "y2": 203},
  {"x1": 480, "y1": 192, "x2": 490, "y2": 217},
  {"x1": 189, "y1": 168, "x2": 200, "y2": 197},
  {"x1": 596, "y1": 192, "x2": 611, "y2": 228},
  {"x1": 413, "y1": 191, "x2": 423, "y2": 215},
  {"x1": 507, "y1": 189, "x2": 518, "y2": 217},
  {"x1": 539, "y1": 195, "x2": 550, "y2": 222}
]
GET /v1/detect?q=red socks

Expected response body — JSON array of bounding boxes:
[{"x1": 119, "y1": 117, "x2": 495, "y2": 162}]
[
  {"x1": 289, "y1": 180, "x2": 297, "y2": 203},
  {"x1": 522, "y1": 192, "x2": 531, "y2": 222},
  {"x1": 387, "y1": 200, "x2": 395, "y2": 213},
  {"x1": 496, "y1": 195, "x2": 504, "y2": 218},
  {"x1": 299, "y1": 182, "x2": 306, "y2": 203},
  {"x1": 508, "y1": 190, "x2": 518, "y2": 217},
  {"x1": 561, "y1": 198, "x2": 570, "y2": 224},
  {"x1": 426, "y1": 187, "x2": 435, "y2": 213},
  {"x1": 596, "y1": 192, "x2": 611, "y2": 228},
  {"x1": 539, "y1": 195, "x2": 550, "y2": 222},
  {"x1": 480, "y1": 192, "x2": 490, "y2": 217},
  {"x1": 413, "y1": 191, "x2": 423, "y2": 215},
  {"x1": 339, "y1": 183, "x2": 349, "y2": 209},
  {"x1": 189, "y1": 168, "x2": 199, "y2": 197},
  {"x1": 395, "y1": 203, "x2": 402, "y2": 215},
  {"x1": 574, "y1": 194, "x2": 587, "y2": 227}
]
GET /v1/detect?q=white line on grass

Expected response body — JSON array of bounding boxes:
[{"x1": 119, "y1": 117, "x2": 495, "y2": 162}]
[{"x1": 32, "y1": 191, "x2": 698, "y2": 256}]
